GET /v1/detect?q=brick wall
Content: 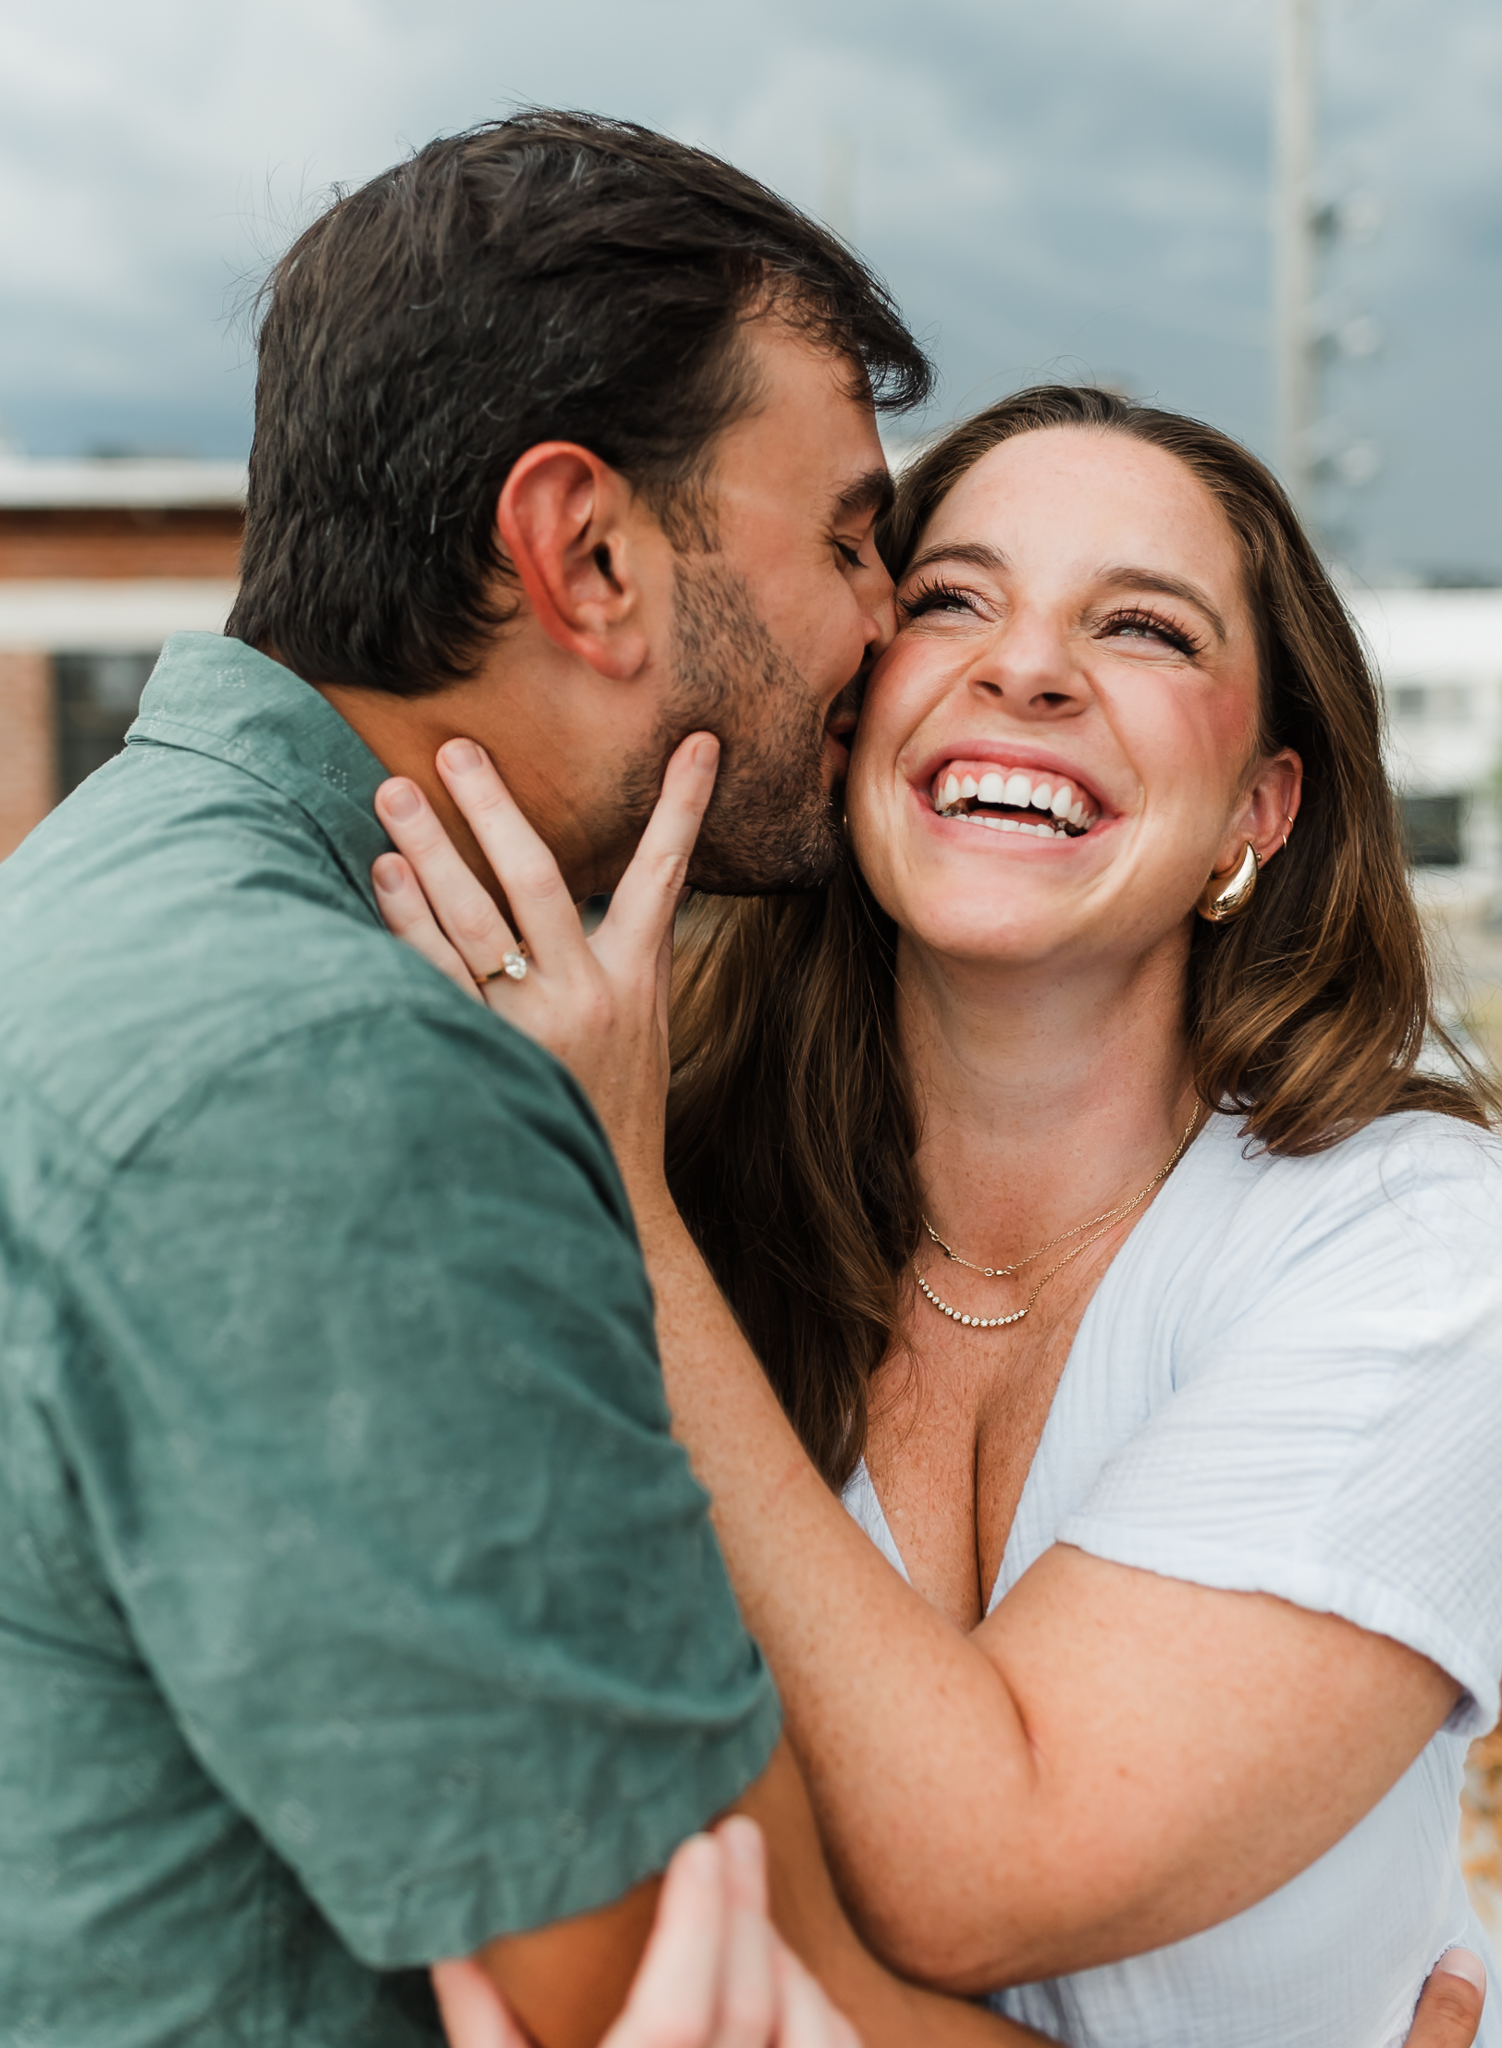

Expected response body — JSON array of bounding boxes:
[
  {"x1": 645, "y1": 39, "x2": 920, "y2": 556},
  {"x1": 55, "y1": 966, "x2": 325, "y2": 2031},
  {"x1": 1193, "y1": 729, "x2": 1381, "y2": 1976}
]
[
  {"x1": 0, "y1": 507, "x2": 241, "y2": 580},
  {"x1": 0, "y1": 651, "x2": 56, "y2": 859}
]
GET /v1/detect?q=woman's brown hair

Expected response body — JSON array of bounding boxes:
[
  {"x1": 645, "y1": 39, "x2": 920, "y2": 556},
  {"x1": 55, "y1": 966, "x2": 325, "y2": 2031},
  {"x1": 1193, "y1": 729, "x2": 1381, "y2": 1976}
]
[{"x1": 666, "y1": 385, "x2": 1496, "y2": 1487}]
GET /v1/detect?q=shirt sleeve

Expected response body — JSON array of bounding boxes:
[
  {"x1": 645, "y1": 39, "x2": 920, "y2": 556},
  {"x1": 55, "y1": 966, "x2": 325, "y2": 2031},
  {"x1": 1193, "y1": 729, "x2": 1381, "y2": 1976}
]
[
  {"x1": 1057, "y1": 1117, "x2": 1502, "y2": 1735},
  {"x1": 60, "y1": 998, "x2": 780, "y2": 1968}
]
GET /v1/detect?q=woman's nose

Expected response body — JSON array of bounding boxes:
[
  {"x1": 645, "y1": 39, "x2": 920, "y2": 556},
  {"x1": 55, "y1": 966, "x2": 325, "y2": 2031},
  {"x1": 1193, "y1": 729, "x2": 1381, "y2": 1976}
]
[{"x1": 968, "y1": 619, "x2": 1086, "y2": 715}]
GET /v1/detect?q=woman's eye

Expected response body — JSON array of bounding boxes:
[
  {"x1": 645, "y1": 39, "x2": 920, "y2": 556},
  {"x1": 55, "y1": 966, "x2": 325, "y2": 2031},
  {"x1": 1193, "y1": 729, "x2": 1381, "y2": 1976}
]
[
  {"x1": 900, "y1": 579, "x2": 978, "y2": 620},
  {"x1": 836, "y1": 541, "x2": 865, "y2": 569},
  {"x1": 1101, "y1": 608, "x2": 1199, "y2": 657}
]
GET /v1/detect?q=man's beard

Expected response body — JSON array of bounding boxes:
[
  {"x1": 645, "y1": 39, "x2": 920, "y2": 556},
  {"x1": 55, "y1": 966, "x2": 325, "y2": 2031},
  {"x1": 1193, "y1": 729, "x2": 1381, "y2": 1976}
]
[{"x1": 619, "y1": 554, "x2": 848, "y2": 896}]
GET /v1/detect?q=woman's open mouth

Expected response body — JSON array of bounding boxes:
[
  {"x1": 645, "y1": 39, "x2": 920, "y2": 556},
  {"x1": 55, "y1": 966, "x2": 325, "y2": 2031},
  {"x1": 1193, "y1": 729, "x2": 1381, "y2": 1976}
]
[{"x1": 929, "y1": 760, "x2": 1100, "y2": 838}]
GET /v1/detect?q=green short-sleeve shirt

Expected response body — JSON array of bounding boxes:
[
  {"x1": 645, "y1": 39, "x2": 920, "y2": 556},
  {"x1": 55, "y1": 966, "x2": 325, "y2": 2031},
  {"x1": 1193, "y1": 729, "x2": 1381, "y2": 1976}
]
[{"x1": 0, "y1": 633, "x2": 780, "y2": 2047}]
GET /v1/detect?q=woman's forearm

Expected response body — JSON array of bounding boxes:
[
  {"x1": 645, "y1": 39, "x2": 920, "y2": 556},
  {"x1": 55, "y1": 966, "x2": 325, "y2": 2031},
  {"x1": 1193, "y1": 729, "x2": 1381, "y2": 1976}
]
[{"x1": 637, "y1": 1193, "x2": 1074, "y2": 1988}]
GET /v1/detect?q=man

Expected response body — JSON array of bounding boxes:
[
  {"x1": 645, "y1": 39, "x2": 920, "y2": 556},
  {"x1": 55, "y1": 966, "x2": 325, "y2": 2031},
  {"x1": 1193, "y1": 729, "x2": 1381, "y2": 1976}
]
[{"x1": 0, "y1": 110, "x2": 1030, "y2": 2048}]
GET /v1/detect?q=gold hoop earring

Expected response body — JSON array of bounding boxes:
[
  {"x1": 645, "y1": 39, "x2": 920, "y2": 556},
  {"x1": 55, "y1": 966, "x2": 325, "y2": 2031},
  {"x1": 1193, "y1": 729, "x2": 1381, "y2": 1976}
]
[{"x1": 1196, "y1": 840, "x2": 1259, "y2": 923}]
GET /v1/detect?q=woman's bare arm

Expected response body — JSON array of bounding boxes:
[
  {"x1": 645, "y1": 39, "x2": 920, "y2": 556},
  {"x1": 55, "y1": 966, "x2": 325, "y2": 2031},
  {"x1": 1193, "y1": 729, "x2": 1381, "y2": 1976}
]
[{"x1": 371, "y1": 743, "x2": 1461, "y2": 1995}]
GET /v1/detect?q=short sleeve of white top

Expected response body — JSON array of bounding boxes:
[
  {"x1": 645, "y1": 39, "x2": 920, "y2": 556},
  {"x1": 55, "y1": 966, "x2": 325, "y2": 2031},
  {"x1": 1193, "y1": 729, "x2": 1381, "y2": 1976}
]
[
  {"x1": 1052, "y1": 1106, "x2": 1502, "y2": 1734},
  {"x1": 843, "y1": 1107, "x2": 1502, "y2": 2048}
]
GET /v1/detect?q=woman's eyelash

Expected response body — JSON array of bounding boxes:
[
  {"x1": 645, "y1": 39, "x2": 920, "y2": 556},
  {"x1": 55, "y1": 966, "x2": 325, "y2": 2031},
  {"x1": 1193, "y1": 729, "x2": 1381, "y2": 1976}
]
[
  {"x1": 899, "y1": 576, "x2": 978, "y2": 618},
  {"x1": 1102, "y1": 606, "x2": 1203, "y2": 657}
]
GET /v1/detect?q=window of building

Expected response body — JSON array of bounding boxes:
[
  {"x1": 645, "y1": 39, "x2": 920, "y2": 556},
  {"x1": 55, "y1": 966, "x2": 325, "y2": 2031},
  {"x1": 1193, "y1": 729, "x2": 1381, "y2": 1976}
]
[
  {"x1": 54, "y1": 650, "x2": 160, "y2": 795},
  {"x1": 1389, "y1": 681, "x2": 1474, "y2": 722},
  {"x1": 1400, "y1": 791, "x2": 1467, "y2": 868}
]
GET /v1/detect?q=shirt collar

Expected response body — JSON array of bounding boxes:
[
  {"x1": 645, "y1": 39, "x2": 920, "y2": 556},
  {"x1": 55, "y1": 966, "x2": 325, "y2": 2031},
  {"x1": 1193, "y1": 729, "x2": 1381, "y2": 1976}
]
[{"x1": 129, "y1": 632, "x2": 393, "y2": 917}]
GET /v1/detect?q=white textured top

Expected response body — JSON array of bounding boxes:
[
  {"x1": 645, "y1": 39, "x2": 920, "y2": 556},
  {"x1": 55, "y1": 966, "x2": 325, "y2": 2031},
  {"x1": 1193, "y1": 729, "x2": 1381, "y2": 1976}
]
[{"x1": 843, "y1": 1108, "x2": 1502, "y2": 2048}]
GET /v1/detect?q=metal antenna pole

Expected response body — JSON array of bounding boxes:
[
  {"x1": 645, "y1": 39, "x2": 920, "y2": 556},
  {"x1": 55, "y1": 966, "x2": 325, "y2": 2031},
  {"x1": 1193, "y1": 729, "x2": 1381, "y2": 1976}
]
[{"x1": 1273, "y1": 0, "x2": 1318, "y2": 516}]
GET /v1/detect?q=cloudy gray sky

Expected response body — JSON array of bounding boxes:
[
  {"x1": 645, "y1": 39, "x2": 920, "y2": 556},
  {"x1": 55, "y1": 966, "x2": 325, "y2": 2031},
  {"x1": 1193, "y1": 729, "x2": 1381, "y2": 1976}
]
[{"x1": 2, "y1": 0, "x2": 1498, "y2": 579}]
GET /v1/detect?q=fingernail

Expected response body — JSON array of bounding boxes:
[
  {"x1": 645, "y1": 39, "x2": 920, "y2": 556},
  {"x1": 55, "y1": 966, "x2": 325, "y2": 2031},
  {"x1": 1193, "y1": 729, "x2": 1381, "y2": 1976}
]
[
  {"x1": 718, "y1": 1815, "x2": 763, "y2": 1867},
  {"x1": 371, "y1": 855, "x2": 404, "y2": 895},
  {"x1": 440, "y1": 738, "x2": 484, "y2": 772},
  {"x1": 381, "y1": 780, "x2": 420, "y2": 821},
  {"x1": 671, "y1": 1832, "x2": 721, "y2": 1880},
  {"x1": 1438, "y1": 1948, "x2": 1487, "y2": 1993}
]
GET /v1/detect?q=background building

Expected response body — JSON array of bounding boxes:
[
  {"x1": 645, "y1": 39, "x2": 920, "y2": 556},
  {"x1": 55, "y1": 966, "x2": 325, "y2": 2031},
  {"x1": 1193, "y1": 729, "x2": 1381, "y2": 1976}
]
[
  {"x1": 0, "y1": 456, "x2": 242, "y2": 858},
  {"x1": 1350, "y1": 584, "x2": 1502, "y2": 879}
]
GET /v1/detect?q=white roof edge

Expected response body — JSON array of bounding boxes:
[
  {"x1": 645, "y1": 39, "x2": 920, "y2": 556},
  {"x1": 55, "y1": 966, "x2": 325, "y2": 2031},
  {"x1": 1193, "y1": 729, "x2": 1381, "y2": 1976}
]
[
  {"x1": 0, "y1": 458, "x2": 247, "y2": 509},
  {"x1": 0, "y1": 579, "x2": 237, "y2": 650},
  {"x1": 1343, "y1": 585, "x2": 1502, "y2": 611}
]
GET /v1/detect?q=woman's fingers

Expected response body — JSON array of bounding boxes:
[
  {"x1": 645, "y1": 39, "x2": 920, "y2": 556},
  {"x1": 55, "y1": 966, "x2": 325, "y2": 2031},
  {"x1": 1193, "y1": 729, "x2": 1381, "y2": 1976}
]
[
  {"x1": 770, "y1": 1938, "x2": 864, "y2": 2048},
  {"x1": 431, "y1": 1827, "x2": 865, "y2": 2048},
  {"x1": 434, "y1": 739, "x2": 580, "y2": 968},
  {"x1": 374, "y1": 777, "x2": 519, "y2": 982},
  {"x1": 602, "y1": 1833, "x2": 726, "y2": 2047},
  {"x1": 1408, "y1": 1950, "x2": 1486, "y2": 2048},
  {"x1": 598, "y1": 734, "x2": 720, "y2": 963},
  {"x1": 430, "y1": 1956, "x2": 534, "y2": 2048},
  {"x1": 713, "y1": 1818, "x2": 777, "y2": 2048},
  {"x1": 372, "y1": 854, "x2": 484, "y2": 1002}
]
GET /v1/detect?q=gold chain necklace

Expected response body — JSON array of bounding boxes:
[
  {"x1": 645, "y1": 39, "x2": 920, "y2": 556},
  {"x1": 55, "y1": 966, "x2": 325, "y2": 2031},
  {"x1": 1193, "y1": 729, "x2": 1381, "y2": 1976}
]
[{"x1": 915, "y1": 1106, "x2": 1202, "y2": 1334}]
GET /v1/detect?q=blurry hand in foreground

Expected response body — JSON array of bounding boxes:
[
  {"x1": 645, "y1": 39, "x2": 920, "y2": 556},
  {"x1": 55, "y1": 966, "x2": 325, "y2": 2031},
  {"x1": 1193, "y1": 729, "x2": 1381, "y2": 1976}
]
[{"x1": 431, "y1": 1816, "x2": 861, "y2": 2048}]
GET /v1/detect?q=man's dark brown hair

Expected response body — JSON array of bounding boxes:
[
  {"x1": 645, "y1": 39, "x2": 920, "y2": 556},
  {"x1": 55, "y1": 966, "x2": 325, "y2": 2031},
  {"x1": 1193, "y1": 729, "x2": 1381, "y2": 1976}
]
[{"x1": 227, "y1": 109, "x2": 932, "y2": 696}]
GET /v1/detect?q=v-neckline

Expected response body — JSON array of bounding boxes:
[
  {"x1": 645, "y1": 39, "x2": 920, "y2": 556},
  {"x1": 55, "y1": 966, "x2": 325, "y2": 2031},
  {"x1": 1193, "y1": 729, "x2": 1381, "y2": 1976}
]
[{"x1": 850, "y1": 1115, "x2": 1214, "y2": 1616}]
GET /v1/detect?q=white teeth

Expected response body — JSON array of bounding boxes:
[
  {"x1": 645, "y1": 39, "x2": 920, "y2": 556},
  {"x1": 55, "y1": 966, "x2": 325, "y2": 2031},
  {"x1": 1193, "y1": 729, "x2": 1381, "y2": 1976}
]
[{"x1": 932, "y1": 761, "x2": 1097, "y2": 834}]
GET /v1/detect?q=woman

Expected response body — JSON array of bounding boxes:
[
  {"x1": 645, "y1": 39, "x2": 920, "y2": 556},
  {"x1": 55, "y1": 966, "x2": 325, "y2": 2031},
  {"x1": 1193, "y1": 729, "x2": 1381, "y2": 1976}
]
[{"x1": 376, "y1": 387, "x2": 1502, "y2": 2046}]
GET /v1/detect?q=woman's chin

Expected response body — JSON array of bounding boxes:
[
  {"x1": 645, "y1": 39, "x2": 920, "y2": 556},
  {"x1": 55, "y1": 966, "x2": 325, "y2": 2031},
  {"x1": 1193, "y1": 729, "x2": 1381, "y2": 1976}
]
[{"x1": 898, "y1": 900, "x2": 1095, "y2": 971}]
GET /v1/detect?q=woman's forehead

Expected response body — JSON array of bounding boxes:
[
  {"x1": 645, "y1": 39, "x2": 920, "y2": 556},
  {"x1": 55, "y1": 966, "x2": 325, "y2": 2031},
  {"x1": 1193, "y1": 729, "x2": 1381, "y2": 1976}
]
[{"x1": 921, "y1": 426, "x2": 1242, "y2": 582}]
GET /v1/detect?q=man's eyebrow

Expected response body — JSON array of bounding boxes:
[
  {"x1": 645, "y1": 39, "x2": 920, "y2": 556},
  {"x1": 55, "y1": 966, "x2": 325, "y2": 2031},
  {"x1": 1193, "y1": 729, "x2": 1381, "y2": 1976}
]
[
  {"x1": 902, "y1": 541, "x2": 1010, "y2": 579},
  {"x1": 832, "y1": 466, "x2": 896, "y2": 523},
  {"x1": 1097, "y1": 566, "x2": 1228, "y2": 645}
]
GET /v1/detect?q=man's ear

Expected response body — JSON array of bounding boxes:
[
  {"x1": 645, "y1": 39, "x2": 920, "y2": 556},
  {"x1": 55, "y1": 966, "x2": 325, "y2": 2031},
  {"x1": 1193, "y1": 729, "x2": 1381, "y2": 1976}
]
[{"x1": 496, "y1": 443, "x2": 663, "y2": 681}]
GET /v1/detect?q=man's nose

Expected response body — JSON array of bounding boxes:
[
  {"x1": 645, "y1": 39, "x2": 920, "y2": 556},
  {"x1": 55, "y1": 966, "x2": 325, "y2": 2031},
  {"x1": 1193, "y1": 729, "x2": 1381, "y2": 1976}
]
[{"x1": 862, "y1": 560, "x2": 898, "y2": 654}]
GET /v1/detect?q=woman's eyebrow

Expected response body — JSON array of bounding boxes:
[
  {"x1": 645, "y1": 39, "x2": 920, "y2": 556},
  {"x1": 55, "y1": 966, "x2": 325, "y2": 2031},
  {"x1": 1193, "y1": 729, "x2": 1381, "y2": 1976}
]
[
  {"x1": 1097, "y1": 566, "x2": 1228, "y2": 645},
  {"x1": 902, "y1": 541, "x2": 1010, "y2": 579}
]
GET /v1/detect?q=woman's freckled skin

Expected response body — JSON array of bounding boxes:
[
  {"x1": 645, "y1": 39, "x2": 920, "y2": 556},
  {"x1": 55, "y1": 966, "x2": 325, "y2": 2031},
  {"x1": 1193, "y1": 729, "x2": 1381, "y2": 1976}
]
[{"x1": 848, "y1": 427, "x2": 1284, "y2": 978}]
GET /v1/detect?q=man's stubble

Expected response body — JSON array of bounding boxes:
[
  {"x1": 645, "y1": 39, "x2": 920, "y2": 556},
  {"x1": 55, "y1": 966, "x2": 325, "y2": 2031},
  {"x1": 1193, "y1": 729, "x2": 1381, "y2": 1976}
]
[{"x1": 617, "y1": 554, "x2": 848, "y2": 897}]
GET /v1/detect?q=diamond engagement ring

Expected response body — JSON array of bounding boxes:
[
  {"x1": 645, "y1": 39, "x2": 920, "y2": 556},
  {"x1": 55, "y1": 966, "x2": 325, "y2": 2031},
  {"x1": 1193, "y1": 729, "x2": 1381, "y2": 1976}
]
[{"x1": 481, "y1": 950, "x2": 528, "y2": 984}]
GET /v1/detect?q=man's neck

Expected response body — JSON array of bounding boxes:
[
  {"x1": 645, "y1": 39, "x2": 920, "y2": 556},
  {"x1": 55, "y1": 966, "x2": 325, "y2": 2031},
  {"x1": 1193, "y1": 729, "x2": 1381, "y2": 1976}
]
[
  {"x1": 315, "y1": 675, "x2": 608, "y2": 907},
  {"x1": 898, "y1": 934, "x2": 1198, "y2": 1263}
]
